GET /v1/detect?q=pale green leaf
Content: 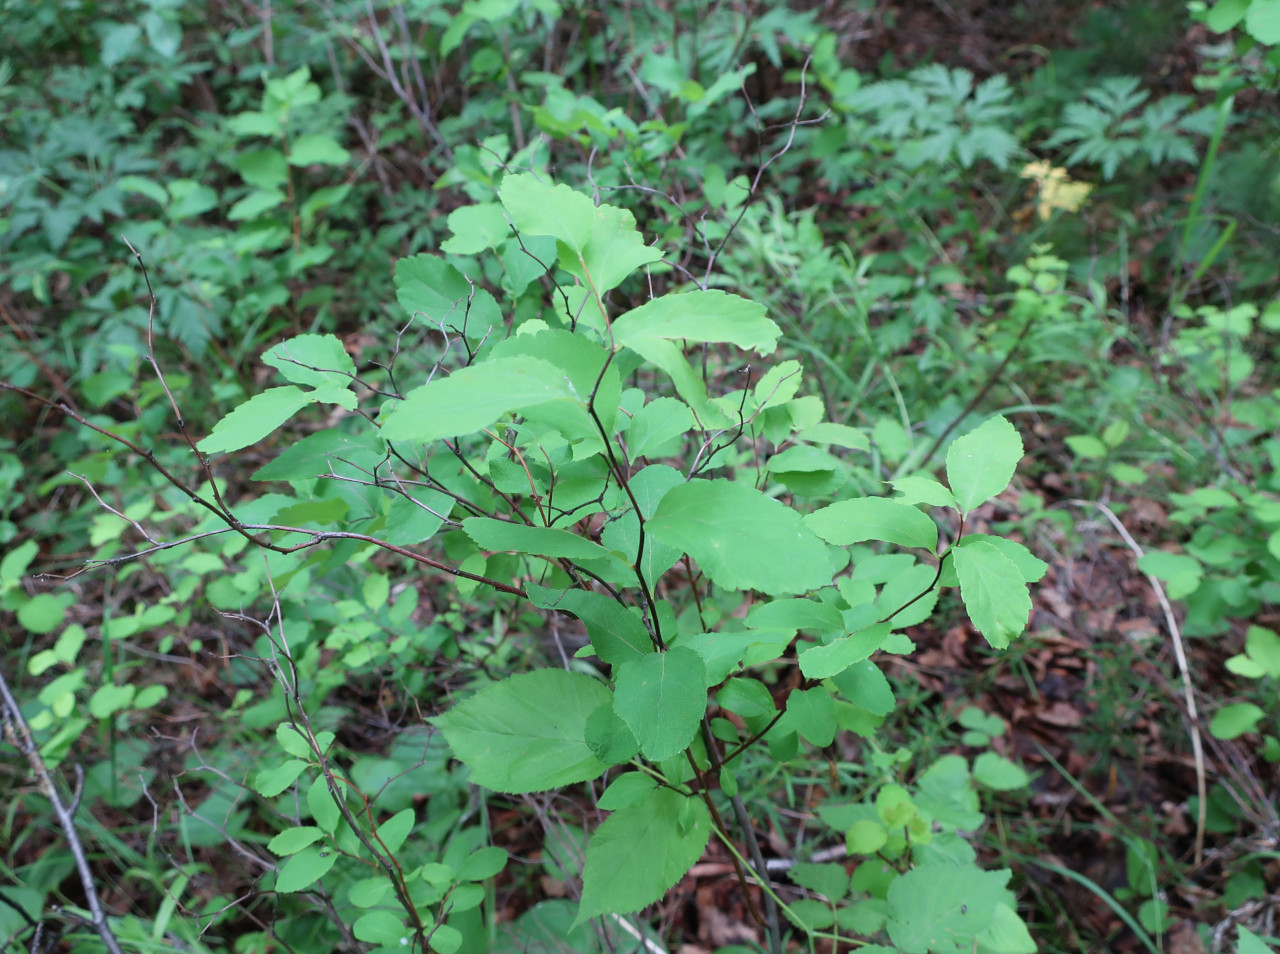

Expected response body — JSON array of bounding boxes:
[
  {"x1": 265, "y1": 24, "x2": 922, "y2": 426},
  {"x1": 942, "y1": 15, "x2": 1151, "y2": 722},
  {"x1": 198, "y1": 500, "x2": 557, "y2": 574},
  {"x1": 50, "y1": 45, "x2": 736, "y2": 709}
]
[
  {"x1": 1246, "y1": 0, "x2": 1280, "y2": 43},
  {"x1": 198, "y1": 387, "x2": 314, "y2": 454},
  {"x1": 886, "y1": 865, "x2": 1007, "y2": 953},
  {"x1": 462, "y1": 517, "x2": 611, "y2": 561},
  {"x1": 613, "y1": 647, "x2": 708, "y2": 761},
  {"x1": 1209, "y1": 703, "x2": 1264, "y2": 740},
  {"x1": 575, "y1": 787, "x2": 711, "y2": 925},
  {"x1": 441, "y1": 202, "x2": 512, "y2": 254},
  {"x1": 972, "y1": 752, "x2": 1031, "y2": 790},
  {"x1": 252, "y1": 759, "x2": 308, "y2": 797},
  {"x1": 353, "y1": 911, "x2": 406, "y2": 944},
  {"x1": 262, "y1": 334, "x2": 355, "y2": 388},
  {"x1": 432, "y1": 670, "x2": 610, "y2": 793},
  {"x1": 287, "y1": 134, "x2": 350, "y2": 166},
  {"x1": 267, "y1": 826, "x2": 325, "y2": 856},
  {"x1": 799, "y1": 623, "x2": 893, "y2": 679},
  {"x1": 380, "y1": 357, "x2": 579, "y2": 443},
  {"x1": 276, "y1": 845, "x2": 337, "y2": 893},
  {"x1": 612, "y1": 290, "x2": 780, "y2": 355},
  {"x1": 952, "y1": 541, "x2": 1031, "y2": 649},
  {"x1": 805, "y1": 497, "x2": 938, "y2": 551},
  {"x1": 946, "y1": 415, "x2": 1022, "y2": 513},
  {"x1": 377, "y1": 808, "x2": 415, "y2": 853},
  {"x1": 648, "y1": 479, "x2": 834, "y2": 596},
  {"x1": 785, "y1": 687, "x2": 837, "y2": 747}
]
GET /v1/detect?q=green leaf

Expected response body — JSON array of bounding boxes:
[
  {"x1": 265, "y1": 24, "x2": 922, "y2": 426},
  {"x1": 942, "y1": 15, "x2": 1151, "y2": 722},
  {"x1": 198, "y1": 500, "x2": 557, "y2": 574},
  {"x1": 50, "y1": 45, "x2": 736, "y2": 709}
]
[
  {"x1": 575, "y1": 787, "x2": 711, "y2": 925},
  {"x1": 441, "y1": 202, "x2": 512, "y2": 254},
  {"x1": 1209, "y1": 703, "x2": 1264, "y2": 740},
  {"x1": 1246, "y1": 0, "x2": 1280, "y2": 43},
  {"x1": 959, "y1": 535, "x2": 1048, "y2": 582},
  {"x1": 380, "y1": 357, "x2": 580, "y2": 443},
  {"x1": 460, "y1": 847, "x2": 508, "y2": 881},
  {"x1": 276, "y1": 723, "x2": 313, "y2": 759},
  {"x1": 952, "y1": 541, "x2": 1031, "y2": 649},
  {"x1": 648, "y1": 479, "x2": 834, "y2": 596},
  {"x1": 598, "y1": 772, "x2": 658, "y2": 810},
  {"x1": 308, "y1": 778, "x2": 340, "y2": 834},
  {"x1": 262, "y1": 334, "x2": 355, "y2": 389},
  {"x1": 199, "y1": 387, "x2": 314, "y2": 454},
  {"x1": 600, "y1": 464, "x2": 685, "y2": 585},
  {"x1": 462, "y1": 517, "x2": 611, "y2": 561},
  {"x1": 805, "y1": 497, "x2": 938, "y2": 551},
  {"x1": 253, "y1": 427, "x2": 384, "y2": 482},
  {"x1": 830, "y1": 659, "x2": 896, "y2": 716},
  {"x1": 972, "y1": 752, "x2": 1030, "y2": 790},
  {"x1": 785, "y1": 687, "x2": 837, "y2": 747},
  {"x1": 88, "y1": 683, "x2": 136, "y2": 718},
  {"x1": 499, "y1": 173, "x2": 662, "y2": 293},
  {"x1": 253, "y1": 759, "x2": 309, "y2": 798},
  {"x1": 429, "y1": 925, "x2": 463, "y2": 954},
  {"x1": 945, "y1": 415, "x2": 1022, "y2": 514},
  {"x1": 432, "y1": 670, "x2": 610, "y2": 793},
  {"x1": 613, "y1": 647, "x2": 708, "y2": 761},
  {"x1": 267, "y1": 826, "x2": 325, "y2": 856},
  {"x1": 288, "y1": 134, "x2": 350, "y2": 166},
  {"x1": 799, "y1": 623, "x2": 893, "y2": 680},
  {"x1": 886, "y1": 865, "x2": 1007, "y2": 953},
  {"x1": 716, "y1": 678, "x2": 776, "y2": 724},
  {"x1": 798, "y1": 422, "x2": 871, "y2": 451},
  {"x1": 891, "y1": 475, "x2": 958, "y2": 509},
  {"x1": 353, "y1": 911, "x2": 406, "y2": 945},
  {"x1": 584, "y1": 706, "x2": 641, "y2": 764},
  {"x1": 612, "y1": 290, "x2": 780, "y2": 355},
  {"x1": 746, "y1": 599, "x2": 843, "y2": 632},
  {"x1": 378, "y1": 808, "x2": 415, "y2": 853},
  {"x1": 1205, "y1": 0, "x2": 1248, "y2": 33},
  {"x1": 1238, "y1": 927, "x2": 1272, "y2": 954},
  {"x1": 276, "y1": 845, "x2": 337, "y2": 893},
  {"x1": 525, "y1": 584, "x2": 651, "y2": 665},
  {"x1": 627, "y1": 397, "x2": 695, "y2": 458}
]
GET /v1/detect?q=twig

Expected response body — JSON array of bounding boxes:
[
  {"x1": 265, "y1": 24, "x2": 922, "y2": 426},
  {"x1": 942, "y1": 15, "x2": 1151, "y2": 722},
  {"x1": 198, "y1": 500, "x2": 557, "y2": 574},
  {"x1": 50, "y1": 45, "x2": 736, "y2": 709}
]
[
  {"x1": 0, "y1": 666, "x2": 126, "y2": 954},
  {"x1": 1074, "y1": 500, "x2": 1207, "y2": 865}
]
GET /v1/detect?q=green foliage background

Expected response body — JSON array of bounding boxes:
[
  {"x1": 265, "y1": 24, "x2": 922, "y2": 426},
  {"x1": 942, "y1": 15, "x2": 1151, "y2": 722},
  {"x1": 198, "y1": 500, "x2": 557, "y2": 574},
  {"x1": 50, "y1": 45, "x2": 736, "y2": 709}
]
[{"x1": 2, "y1": 1, "x2": 1279, "y2": 953}]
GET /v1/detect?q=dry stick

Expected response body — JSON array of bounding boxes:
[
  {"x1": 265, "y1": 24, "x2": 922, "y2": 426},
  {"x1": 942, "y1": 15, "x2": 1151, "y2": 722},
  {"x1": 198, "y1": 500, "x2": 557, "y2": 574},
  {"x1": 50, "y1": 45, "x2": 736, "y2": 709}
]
[
  {"x1": 0, "y1": 667, "x2": 126, "y2": 954},
  {"x1": 1075, "y1": 500, "x2": 1207, "y2": 865}
]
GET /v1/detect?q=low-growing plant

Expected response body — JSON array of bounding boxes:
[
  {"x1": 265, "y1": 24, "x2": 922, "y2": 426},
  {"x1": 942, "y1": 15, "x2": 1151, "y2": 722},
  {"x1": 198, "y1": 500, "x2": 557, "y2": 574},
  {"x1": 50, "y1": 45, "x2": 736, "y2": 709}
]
[{"x1": 4, "y1": 169, "x2": 1052, "y2": 953}]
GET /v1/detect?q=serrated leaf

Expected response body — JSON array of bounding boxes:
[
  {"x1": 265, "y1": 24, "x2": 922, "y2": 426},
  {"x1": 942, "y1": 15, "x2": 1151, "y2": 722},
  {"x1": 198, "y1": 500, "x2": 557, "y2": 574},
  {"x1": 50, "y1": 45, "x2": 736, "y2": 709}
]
[
  {"x1": 262, "y1": 334, "x2": 355, "y2": 388},
  {"x1": 441, "y1": 202, "x2": 512, "y2": 254},
  {"x1": 613, "y1": 290, "x2": 780, "y2": 356},
  {"x1": 198, "y1": 386, "x2": 314, "y2": 454},
  {"x1": 799, "y1": 623, "x2": 893, "y2": 680},
  {"x1": 462, "y1": 517, "x2": 611, "y2": 561},
  {"x1": 432, "y1": 670, "x2": 610, "y2": 793},
  {"x1": 525, "y1": 583, "x2": 651, "y2": 665},
  {"x1": 380, "y1": 356, "x2": 579, "y2": 443},
  {"x1": 952, "y1": 541, "x2": 1031, "y2": 649},
  {"x1": 613, "y1": 647, "x2": 707, "y2": 761},
  {"x1": 946, "y1": 415, "x2": 1022, "y2": 514},
  {"x1": 805, "y1": 497, "x2": 938, "y2": 551},
  {"x1": 886, "y1": 865, "x2": 1007, "y2": 953},
  {"x1": 648, "y1": 479, "x2": 834, "y2": 596},
  {"x1": 575, "y1": 788, "x2": 711, "y2": 926}
]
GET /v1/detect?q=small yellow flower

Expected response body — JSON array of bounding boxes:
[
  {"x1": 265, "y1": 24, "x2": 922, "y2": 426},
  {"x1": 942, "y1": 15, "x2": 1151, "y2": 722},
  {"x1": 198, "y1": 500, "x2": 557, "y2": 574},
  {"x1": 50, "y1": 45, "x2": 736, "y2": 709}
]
[{"x1": 1020, "y1": 161, "x2": 1093, "y2": 221}]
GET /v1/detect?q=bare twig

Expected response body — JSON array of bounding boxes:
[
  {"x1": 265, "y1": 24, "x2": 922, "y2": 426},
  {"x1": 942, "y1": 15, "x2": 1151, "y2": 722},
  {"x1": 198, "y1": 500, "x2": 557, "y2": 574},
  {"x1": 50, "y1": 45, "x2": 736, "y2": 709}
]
[
  {"x1": 1074, "y1": 500, "x2": 1207, "y2": 865},
  {"x1": 0, "y1": 667, "x2": 126, "y2": 954}
]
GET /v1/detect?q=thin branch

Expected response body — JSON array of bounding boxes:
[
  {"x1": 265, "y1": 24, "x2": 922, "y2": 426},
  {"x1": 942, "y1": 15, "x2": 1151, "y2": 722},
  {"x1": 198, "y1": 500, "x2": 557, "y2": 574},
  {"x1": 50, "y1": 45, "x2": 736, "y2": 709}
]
[{"x1": 0, "y1": 667, "x2": 126, "y2": 954}]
